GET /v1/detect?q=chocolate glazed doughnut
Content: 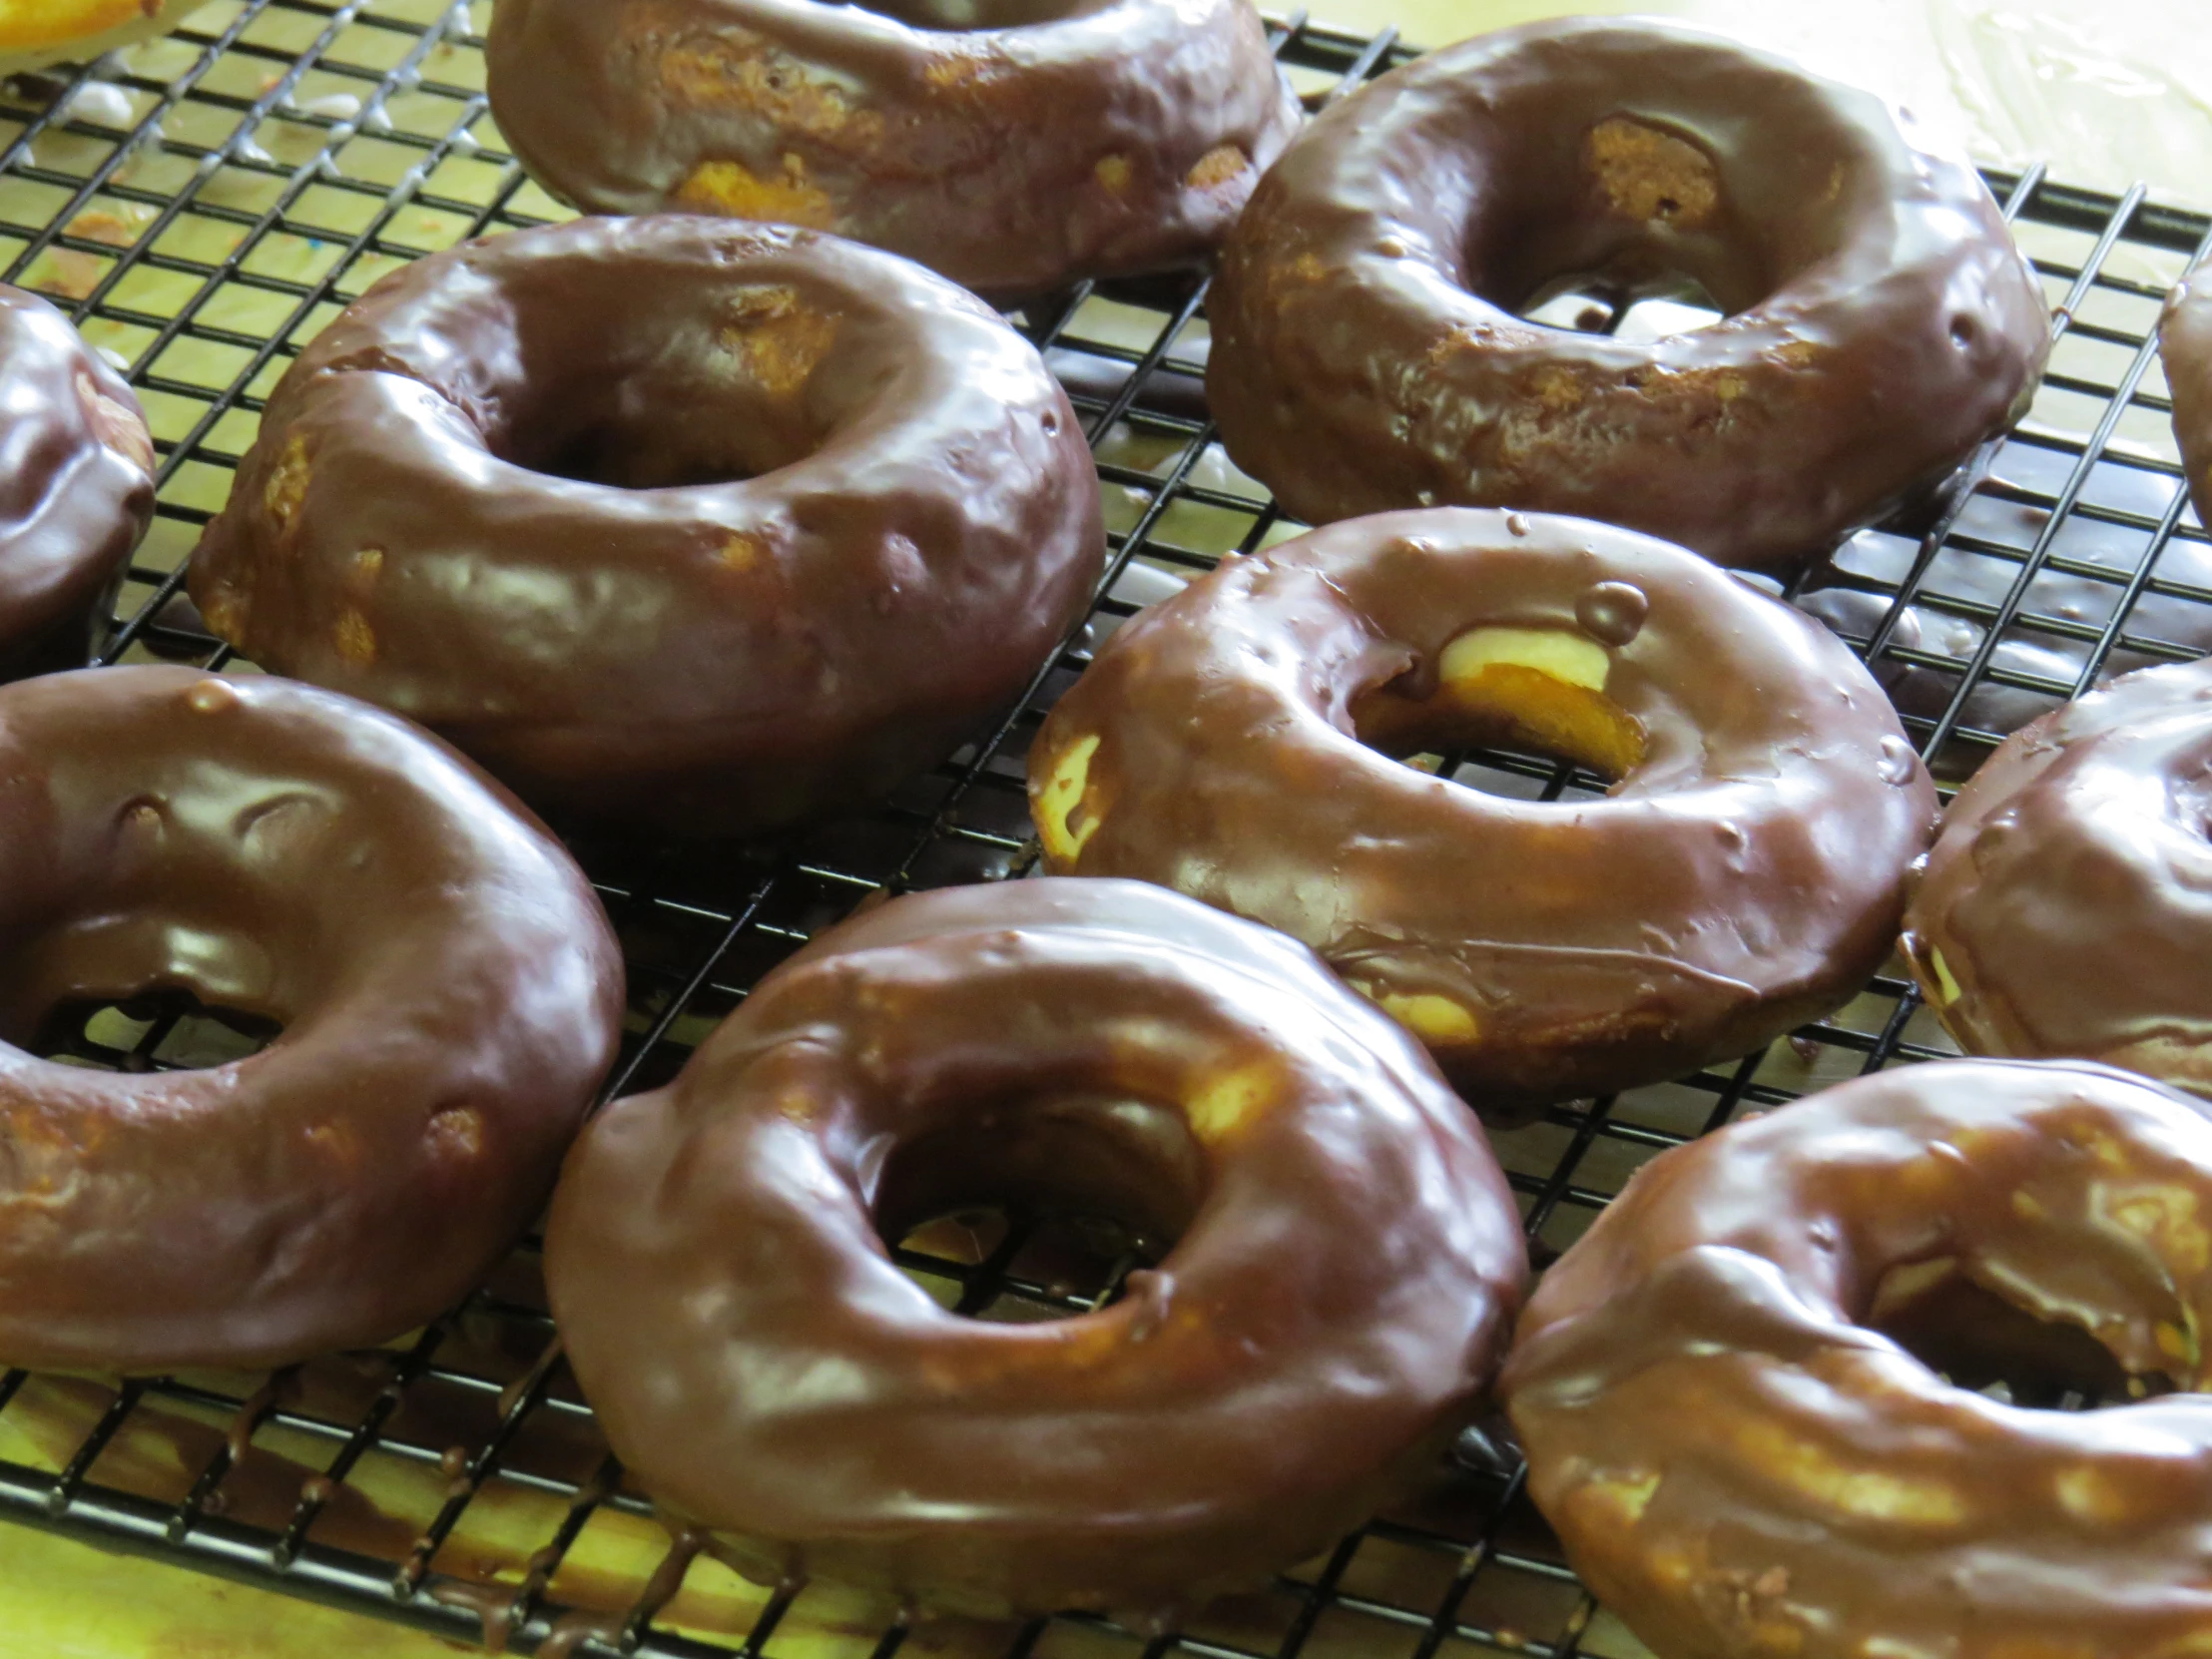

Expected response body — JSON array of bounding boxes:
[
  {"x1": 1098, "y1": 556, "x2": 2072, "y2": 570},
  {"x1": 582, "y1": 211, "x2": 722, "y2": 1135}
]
[
  {"x1": 188, "y1": 217, "x2": 1101, "y2": 838},
  {"x1": 0, "y1": 285, "x2": 156, "y2": 674},
  {"x1": 1206, "y1": 18, "x2": 2051, "y2": 574},
  {"x1": 484, "y1": 0, "x2": 1302, "y2": 298},
  {"x1": 0, "y1": 666, "x2": 624, "y2": 1373},
  {"x1": 1029, "y1": 508, "x2": 1936, "y2": 1119},
  {"x1": 1903, "y1": 656, "x2": 2212, "y2": 1098},
  {"x1": 545, "y1": 877, "x2": 1525, "y2": 1622},
  {"x1": 2164, "y1": 253, "x2": 2212, "y2": 527},
  {"x1": 1503, "y1": 1058, "x2": 2212, "y2": 1659}
]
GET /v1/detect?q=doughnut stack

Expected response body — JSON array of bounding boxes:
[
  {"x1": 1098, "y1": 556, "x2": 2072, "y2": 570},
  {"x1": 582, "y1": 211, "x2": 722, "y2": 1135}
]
[{"x1": 10, "y1": 6, "x2": 2212, "y2": 1655}]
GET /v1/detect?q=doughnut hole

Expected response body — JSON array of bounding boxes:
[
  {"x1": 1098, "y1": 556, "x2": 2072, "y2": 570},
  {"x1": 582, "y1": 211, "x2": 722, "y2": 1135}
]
[
  {"x1": 0, "y1": 791, "x2": 322, "y2": 1072},
  {"x1": 1474, "y1": 112, "x2": 1764, "y2": 319},
  {"x1": 1868, "y1": 1258, "x2": 2141, "y2": 1408},
  {"x1": 1517, "y1": 124, "x2": 1734, "y2": 332},
  {"x1": 1431, "y1": 74, "x2": 1849, "y2": 341},
  {"x1": 28, "y1": 988, "x2": 281, "y2": 1073},
  {"x1": 470, "y1": 281, "x2": 845, "y2": 491},
  {"x1": 1847, "y1": 1115, "x2": 2212, "y2": 1407},
  {"x1": 1519, "y1": 275, "x2": 1727, "y2": 347},
  {"x1": 1341, "y1": 626, "x2": 1650, "y2": 1051},
  {"x1": 876, "y1": 1093, "x2": 1202, "y2": 1324},
  {"x1": 1352, "y1": 624, "x2": 1647, "y2": 793}
]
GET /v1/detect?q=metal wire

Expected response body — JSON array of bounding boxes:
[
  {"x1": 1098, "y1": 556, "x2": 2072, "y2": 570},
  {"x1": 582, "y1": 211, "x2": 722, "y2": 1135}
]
[{"x1": 0, "y1": 2, "x2": 2207, "y2": 1655}]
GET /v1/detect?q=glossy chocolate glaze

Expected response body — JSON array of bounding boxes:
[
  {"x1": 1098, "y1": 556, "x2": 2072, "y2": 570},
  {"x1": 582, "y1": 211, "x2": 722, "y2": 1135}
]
[
  {"x1": 1028, "y1": 508, "x2": 1936, "y2": 1120},
  {"x1": 1903, "y1": 656, "x2": 2212, "y2": 1096},
  {"x1": 187, "y1": 218, "x2": 1102, "y2": 838},
  {"x1": 1206, "y1": 18, "x2": 2051, "y2": 574},
  {"x1": 2165, "y1": 254, "x2": 2212, "y2": 530},
  {"x1": 0, "y1": 666, "x2": 624, "y2": 1373},
  {"x1": 483, "y1": 0, "x2": 1302, "y2": 299},
  {"x1": 544, "y1": 876, "x2": 1525, "y2": 1622},
  {"x1": 0, "y1": 284, "x2": 156, "y2": 674},
  {"x1": 1504, "y1": 1057, "x2": 2212, "y2": 1659}
]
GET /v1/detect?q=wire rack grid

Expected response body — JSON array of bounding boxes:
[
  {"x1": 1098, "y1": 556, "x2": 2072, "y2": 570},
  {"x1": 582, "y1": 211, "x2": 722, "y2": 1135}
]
[{"x1": 0, "y1": 2, "x2": 2207, "y2": 1656}]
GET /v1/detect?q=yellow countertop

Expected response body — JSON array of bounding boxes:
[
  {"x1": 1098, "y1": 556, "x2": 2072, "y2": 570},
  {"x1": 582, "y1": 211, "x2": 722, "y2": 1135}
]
[
  {"x1": 2, "y1": 0, "x2": 2209, "y2": 1654},
  {"x1": 1, "y1": 1526, "x2": 475, "y2": 1657}
]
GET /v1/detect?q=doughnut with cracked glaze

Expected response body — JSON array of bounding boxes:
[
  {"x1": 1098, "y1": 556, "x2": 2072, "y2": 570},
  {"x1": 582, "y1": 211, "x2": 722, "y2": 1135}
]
[
  {"x1": 0, "y1": 666, "x2": 624, "y2": 1373},
  {"x1": 1205, "y1": 18, "x2": 2051, "y2": 574},
  {"x1": 1028, "y1": 507, "x2": 1937, "y2": 1119},
  {"x1": 187, "y1": 216, "x2": 1102, "y2": 838},
  {"x1": 1904, "y1": 655, "x2": 2212, "y2": 1097},
  {"x1": 544, "y1": 876, "x2": 1525, "y2": 1622},
  {"x1": 484, "y1": 0, "x2": 1303, "y2": 299},
  {"x1": 1504, "y1": 1057, "x2": 2212, "y2": 1659}
]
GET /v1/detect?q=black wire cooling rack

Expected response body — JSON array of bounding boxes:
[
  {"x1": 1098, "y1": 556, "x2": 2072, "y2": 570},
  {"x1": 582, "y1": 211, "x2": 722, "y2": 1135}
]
[{"x1": 1, "y1": 1, "x2": 2210, "y2": 1655}]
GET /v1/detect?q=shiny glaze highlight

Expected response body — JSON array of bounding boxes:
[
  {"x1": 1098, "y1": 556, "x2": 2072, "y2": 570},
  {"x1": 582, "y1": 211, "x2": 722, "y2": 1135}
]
[
  {"x1": 0, "y1": 284, "x2": 155, "y2": 675},
  {"x1": 1206, "y1": 18, "x2": 2051, "y2": 574},
  {"x1": 187, "y1": 218, "x2": 1102, "y2": 838},
  {"x1": 544, "y1": 877, "x2": 1525, "y2": 1622},
  {"x1": 1905, "y1": 655, "x2": 2212, "y2": 1095},
  {"x1": 1504, "y1": 1058, "x2": 2212, "y2": 1659},
  {"x1": 1028, "y1": 507, "x2": 1936, "y2": 1120},
  {"x1": 0, "y1": 666, "x2": 624, "y2": 1373},
  {"x1": 484, "y1": 0, "x2": 1303, "y2": 298}
]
